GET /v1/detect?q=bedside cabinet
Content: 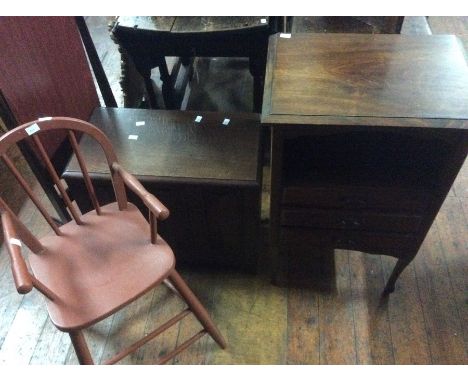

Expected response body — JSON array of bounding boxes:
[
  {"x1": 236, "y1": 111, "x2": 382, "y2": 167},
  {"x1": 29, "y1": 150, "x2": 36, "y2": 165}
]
[{"x1": 261, "y1": 33, "x2": 468, "y2": 293}]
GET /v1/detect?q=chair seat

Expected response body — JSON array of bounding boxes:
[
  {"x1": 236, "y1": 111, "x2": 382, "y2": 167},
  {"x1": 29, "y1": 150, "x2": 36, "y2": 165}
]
[{"x1": 29, "y1": 202, "x2": 175, "y2": 331}]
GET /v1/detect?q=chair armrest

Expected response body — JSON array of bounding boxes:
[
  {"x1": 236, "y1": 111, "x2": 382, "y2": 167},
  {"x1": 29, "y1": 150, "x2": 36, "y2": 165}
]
[
  {"x1": 1, "y1": 211, "x2": 33, "y2": 294},
  {"x1": 111, "y1": 162, "x2": 170, "y2": 221}
]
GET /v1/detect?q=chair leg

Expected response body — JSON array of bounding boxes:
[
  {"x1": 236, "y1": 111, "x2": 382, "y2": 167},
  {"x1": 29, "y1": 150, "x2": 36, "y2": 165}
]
[
  {"x1": 168, "y1": 270, "x2": 227, "y2": 349},
  {"x1": 69, "y1": 330, "x2": 94, "y2": 365},
  {"x1": 383, "y1": 257, "x2": 412, "y2": 296}
]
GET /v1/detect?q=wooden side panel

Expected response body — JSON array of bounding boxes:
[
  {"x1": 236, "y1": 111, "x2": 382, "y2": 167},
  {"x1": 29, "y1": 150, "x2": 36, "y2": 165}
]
[{"x1": 0, "y1": 16, "x2": 99, "y2": 156}]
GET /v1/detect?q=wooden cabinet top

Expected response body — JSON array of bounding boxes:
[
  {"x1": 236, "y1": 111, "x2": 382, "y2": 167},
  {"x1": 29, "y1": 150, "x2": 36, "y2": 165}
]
[
  {"x1": 262, "y1": 33, "x2": 468, "y2": 129},
  {"x1": 64, "y1": 108, "x2": 261, "y2": 185}
]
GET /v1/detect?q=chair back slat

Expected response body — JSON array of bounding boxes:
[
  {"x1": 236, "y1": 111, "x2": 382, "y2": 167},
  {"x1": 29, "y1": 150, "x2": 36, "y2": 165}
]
[
  {"x1": 31, "y1": 134, "x2": 83, "y2": 225},
  {"x1": 0, "y1": 117, "x2": 129, "y2": 233},
  {"x1": 0, "y1": 117, "x2": 131, "y2": 305},
  {"x1": 1, "y1": 153, "x2": 61, "y2": 235},
  {"x1": 67, "y1": 130, "x2": 101, "y2": 215}
]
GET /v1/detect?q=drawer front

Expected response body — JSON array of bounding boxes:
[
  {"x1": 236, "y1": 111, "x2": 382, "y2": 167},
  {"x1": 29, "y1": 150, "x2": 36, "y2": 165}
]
[
  {"x1": 281, "y1": 227, "x2": 417, "y2": 256},
  {"x1": 281, "y1": 208, "x2": 422, "y2": 234},
  {"x1": 282, "y1": 186, "x2": 431, "y2": 213}
]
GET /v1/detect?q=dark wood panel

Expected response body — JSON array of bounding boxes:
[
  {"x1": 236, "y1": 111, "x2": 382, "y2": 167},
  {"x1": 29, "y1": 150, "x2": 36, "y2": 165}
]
[
  {"x1": 65, "y1": 173, "x2": 260, "y2": 271},
  {"x1": 66, "y1": 108, "x2": 260, "y2": 183},
  {"x1": 264, "y1": 33, "x2": 468, "y2": 122},
  {"x1": 281, "y1": 208, "x2": 422, "y2": 234},
  {"x1": 282, "y1": 186, "x2": 430, "y2": 213},
  {"x1": 281, "y1": 227, "x2": 416, "y2": 257}
]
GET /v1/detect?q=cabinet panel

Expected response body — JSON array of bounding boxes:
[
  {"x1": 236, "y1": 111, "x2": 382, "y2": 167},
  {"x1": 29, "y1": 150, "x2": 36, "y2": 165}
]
[
  {"x1": 281, "y1": 227, "x2": 417, "y2": 257},
  {"x1": 281, "y1": 208, "x2": 422, "y2": 234},
  {"x1": 282, "y1": 185, "x2": 431, "y2": 213}
]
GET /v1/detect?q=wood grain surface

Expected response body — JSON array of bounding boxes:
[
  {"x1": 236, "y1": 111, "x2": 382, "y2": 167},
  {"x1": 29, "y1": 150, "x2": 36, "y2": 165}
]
[
  {"x1": 263, "y1": 33, "x2": 468, "y2": 123},
  {"x1": 66, "y1": 108, "x2": 260, "y2": 183}
]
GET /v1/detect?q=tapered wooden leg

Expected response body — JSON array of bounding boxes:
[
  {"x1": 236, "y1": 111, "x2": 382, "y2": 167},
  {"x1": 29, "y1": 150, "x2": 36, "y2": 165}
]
[
  {"x1": 168, "y1": 270, "x2": 227, "y2": 349},
  {"x1": 69, "y1": 330, "x2": 94, "y2": 365},
  {"x1": 383, "y1": 257, "x2": 413, "y2": 296}
]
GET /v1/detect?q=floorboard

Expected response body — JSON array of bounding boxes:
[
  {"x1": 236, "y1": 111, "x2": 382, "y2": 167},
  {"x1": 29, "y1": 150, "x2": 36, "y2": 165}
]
[
  {"x1": 318, "y1": 251, "x2": 357, "y2": 364},
  {"x1": 134, "y1": 285, "x2": 183, "y2": 365},
  {"x1": 433, "y1": 197, "x2": 468, "y2": 356},
  {"x1": 286, "y1": 286, "x2": 320, "y2": 364},
  {"x1": 349, "y1": 252, "x2": 395, "y2": 364},
  {"x1": 412, "y1": 223, "x2": 466, "y2": 364},
  {"x1": 209, "y1": 273, "x2": 288, "y2": 364},
  {"x1": 381, "y1": 257, "x2": 432, "y2": 364},
  {"x1": 171, "y1": 270, "x2": 215, "y2": 365}
]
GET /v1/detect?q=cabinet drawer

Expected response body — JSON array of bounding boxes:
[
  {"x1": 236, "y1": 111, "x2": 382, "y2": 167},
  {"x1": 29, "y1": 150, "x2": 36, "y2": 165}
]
[
  {"x1": 281, "y1": 227, "x2": 417, "y2": 256},
  {"x1": 282, "y1": 186, "x2": 430, "y2": 213},
  {"x1": 281, "y1": 208, "x2": 422, "y2": 234}
]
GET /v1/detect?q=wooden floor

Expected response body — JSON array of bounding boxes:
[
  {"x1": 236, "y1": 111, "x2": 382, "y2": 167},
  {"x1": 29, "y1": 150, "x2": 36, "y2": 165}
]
[{"x1": 0, "y1": 16, "x2": 467, "y2": 365}]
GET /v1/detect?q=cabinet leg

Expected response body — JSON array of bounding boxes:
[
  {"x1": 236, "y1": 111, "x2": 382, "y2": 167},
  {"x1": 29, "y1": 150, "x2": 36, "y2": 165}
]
[{"x1": 383, "y1": 257, "x2": 413, "y2": 296}]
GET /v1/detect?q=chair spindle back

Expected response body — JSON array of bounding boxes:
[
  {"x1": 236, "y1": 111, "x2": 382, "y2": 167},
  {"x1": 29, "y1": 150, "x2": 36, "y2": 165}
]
[{"x1": 0, "y1": 117, "x2": 129, "y2": 243}]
